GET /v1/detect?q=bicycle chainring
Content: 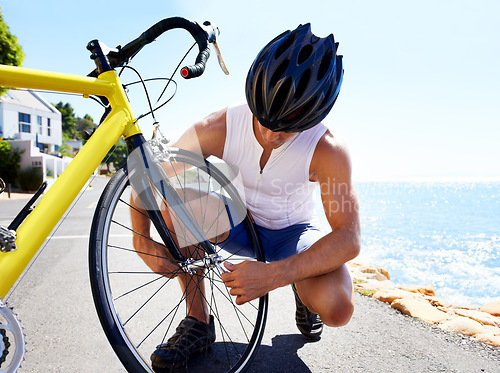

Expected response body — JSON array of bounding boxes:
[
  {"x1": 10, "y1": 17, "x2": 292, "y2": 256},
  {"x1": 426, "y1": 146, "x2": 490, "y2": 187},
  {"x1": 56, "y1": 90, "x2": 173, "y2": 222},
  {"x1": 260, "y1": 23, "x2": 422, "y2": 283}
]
[
  {"x1": 0, "y1": 327, "x2": 9, "y2": 368},
  {"x1": 0, "y1": 300, "x2": 25, "y2": 372}
]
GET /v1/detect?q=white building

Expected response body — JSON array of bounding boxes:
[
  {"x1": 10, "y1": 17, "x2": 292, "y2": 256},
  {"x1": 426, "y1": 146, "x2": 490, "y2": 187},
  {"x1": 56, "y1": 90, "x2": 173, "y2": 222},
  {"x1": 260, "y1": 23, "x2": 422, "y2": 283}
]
[
  {"x1": 0, "y1": 90, "x2": 73, "y2": 186},
  {"x1": 0, "y1": 89, "x2": 62, "y2": 152}
]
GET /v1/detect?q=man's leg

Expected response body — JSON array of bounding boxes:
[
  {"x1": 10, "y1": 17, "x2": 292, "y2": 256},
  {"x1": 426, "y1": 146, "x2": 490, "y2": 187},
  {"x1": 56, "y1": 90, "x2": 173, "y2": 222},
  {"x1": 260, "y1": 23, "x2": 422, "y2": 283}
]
[
  {"x1": 130, "y1": 187, "x2": 231, "y2": 324},
  {"x1": 131, "y1": 188, "x2": 233, "y2": 367},
  {"x1": 294, "y1": 264, "x2": 354, "y2": 328},
  {"x1": 257, "y1": 224, "x2": 354, "y2": 335}
]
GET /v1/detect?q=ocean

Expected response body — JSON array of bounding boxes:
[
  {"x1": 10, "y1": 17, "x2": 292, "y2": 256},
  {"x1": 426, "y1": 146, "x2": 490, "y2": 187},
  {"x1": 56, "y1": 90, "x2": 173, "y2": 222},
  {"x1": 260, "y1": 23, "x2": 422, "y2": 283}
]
[{"x1": 319, "y1": 181, "x2": 500, "y2": 307}]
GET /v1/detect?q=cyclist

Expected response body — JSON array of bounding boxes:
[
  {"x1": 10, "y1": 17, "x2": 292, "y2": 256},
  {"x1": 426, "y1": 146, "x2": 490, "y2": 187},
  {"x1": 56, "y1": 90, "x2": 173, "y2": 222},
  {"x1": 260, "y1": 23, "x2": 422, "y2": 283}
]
[{"x1": 131, "y1": 23, "x2": 360, "y2": 370}]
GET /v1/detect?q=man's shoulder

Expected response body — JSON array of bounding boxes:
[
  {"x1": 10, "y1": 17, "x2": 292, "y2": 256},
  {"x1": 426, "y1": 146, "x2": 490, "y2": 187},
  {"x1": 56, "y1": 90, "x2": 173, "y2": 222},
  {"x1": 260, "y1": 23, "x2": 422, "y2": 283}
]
[
  {"x1": 190, "y1": 107, "x2": 228, "y2": 158},
  {"x1": 310, "y1": 129, "x2": 352, "y2": 179},
  {"x1": 315, "y1": 129, "x2": 348, "y2": 156},
  {"x1": 197, "y1": 107, "x2": 228, "y2": 132},
  {"x1": 197, "y1": 101, "x2": 251, "y2": 141},
  {"x1": 226, "y1": 101, "x2": 252, "y2": 125}
]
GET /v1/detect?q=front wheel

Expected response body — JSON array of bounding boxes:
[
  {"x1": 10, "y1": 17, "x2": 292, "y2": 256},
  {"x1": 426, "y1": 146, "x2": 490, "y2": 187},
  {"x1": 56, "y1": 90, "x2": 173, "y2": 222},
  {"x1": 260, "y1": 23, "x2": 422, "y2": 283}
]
[{"x1": 89, "y1": 149, "x2": 267, "y2": 373}]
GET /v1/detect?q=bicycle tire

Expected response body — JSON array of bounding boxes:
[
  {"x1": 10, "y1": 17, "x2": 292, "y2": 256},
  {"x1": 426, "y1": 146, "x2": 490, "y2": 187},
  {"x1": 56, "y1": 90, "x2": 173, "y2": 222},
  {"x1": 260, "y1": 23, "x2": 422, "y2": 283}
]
[{"x1": 89, "y1": 148, "x2": 268, "y2": 373}]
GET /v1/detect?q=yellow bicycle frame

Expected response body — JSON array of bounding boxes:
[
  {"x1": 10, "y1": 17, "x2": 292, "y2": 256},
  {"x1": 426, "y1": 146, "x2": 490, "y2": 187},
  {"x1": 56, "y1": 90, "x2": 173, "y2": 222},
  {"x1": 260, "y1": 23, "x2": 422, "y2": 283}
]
[{"x1": 0, "y1": 65, "x2": 141, "y2": 297}]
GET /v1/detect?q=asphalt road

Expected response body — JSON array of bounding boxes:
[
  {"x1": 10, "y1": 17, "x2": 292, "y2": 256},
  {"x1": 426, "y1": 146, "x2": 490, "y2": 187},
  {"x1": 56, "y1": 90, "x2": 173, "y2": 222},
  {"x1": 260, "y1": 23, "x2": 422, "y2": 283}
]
[{"x1": 1, "y1": 177, "x2": 499, "y2": 372}]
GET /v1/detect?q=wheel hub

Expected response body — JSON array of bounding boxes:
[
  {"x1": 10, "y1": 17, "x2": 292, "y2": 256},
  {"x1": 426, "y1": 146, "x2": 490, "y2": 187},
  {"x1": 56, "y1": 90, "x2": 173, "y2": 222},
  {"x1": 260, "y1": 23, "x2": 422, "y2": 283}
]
[{"x1": 182, "y1": 254, "x2": 228, "y2": 275}]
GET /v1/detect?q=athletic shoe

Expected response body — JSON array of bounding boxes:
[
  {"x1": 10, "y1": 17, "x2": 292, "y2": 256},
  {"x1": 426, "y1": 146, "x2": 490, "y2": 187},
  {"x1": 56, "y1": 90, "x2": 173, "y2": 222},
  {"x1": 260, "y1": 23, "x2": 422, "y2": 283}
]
[
  {"x1": 151, "y1": 315, "x2": 215, "y2": 370},
  {"x1": 292, "y1": 284, "x2": 323, "y2": 340}
]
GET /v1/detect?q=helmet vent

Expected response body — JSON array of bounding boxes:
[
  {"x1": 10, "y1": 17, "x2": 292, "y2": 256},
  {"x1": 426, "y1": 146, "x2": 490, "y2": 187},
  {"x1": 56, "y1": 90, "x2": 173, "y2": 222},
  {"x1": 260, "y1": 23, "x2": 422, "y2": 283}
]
[
  {"x1": 317, "y1": 49, "x2": 333, "y2": 80},
  {"x1": 297, "y1": 45, "x2": 313, "y2": 65},
  {"x1": 270, "y1": 77, "x2": 293, "y2": 117},
  {"x1": 275, "y1": 32, "x2": 298, "y2": 59},
  {"x1": 294, "y1": 69, "x2": 311, "y2": 99},
  {"x1": 298, "y1": 97, "x2": 317, "y2": 122},
  {"x1": 270, "y1": 58, "x2": 290, "y2": 88},
  {"x1": 255, "y1": 71, "x2": 264, "y2": 112},
  {"x1": 325, "y1": 80, "x2": 335, "y2": 100}
]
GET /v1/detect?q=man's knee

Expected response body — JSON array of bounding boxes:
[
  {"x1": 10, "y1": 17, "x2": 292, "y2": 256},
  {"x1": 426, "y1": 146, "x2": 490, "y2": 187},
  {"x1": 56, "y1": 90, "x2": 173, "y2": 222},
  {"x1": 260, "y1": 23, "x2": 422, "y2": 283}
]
[
  {"x1": 301, "y1": 266, "x2": 355, "y2": 327},
  {"x1": 319, "y1": 295, "x2": 354, "y2": 327}
]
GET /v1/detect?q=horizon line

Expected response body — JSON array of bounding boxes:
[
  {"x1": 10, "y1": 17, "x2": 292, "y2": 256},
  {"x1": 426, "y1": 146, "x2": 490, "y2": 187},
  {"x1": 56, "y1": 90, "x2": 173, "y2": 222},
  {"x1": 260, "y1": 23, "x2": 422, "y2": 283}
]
[{"x1": 352, "y1": 176, "x2": 500, "y2": 183}]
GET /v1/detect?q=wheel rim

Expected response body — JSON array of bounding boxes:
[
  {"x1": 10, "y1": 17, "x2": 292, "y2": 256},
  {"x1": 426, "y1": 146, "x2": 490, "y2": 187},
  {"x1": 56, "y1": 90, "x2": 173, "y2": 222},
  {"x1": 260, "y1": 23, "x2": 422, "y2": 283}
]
[{"x1": 92, "y1": 152, "x2": 267, "y2": 372}]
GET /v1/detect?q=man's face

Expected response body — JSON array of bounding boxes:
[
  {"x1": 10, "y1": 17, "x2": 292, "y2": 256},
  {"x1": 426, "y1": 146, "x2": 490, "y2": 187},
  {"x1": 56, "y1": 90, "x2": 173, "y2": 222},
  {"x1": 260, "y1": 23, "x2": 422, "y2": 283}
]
[{"x1": 257, "y1": 123, "x2": 297, "y2": 149}]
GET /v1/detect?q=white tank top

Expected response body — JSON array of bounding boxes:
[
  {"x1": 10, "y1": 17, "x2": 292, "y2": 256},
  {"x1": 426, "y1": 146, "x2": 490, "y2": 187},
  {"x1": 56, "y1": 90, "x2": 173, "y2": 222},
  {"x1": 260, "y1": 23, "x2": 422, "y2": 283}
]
[{"x1": 223, "y1": 102, "x2": 327, "y2": 230}]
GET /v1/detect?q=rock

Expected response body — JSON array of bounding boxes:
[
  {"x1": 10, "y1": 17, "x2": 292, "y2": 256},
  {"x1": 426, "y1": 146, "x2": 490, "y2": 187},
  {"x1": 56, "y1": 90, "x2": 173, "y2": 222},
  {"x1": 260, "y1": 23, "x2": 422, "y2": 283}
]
[
  {"x1": 480, "y1": 301, "x2": 500, "y2": 317},
  {"x1": 391, "y1": 298, "x2": 450, "y2": 324},
  {"x1": 438, "y1": 317, "x2": 485, "y2": 337},
  {"x1": 452, "y1": 308, "x2": 499, "y2": 327},
  {"x1": 397, "y1": 285, "x2": 435, "y2": 297},
  {"x1": 373, "y1": 289, "x2": 412, "y2": 304},
  {"x1": 348, "y1": 262, "x2": 390, "y2": 281},
  {"x1": 482, "y1": 325, "x2": 500, "y2": 336},
  {"x1": 424, "y1": 296, "x2": 451, "y2": 308},
  {"x1": 474, "y1": 333, "x2": 500, "y2": 347},
  {"x1": 453, "y1": 305, "x2": 478, "y2": 311},
  {"x1": 348, "y1": 261, "x2": 500, "y2": 349},
  {"x1": 376, "y1": 266, "x2": 390, "y2": 280},
  {"x1": 354, "y1": 279, "x2": 395, "y2": 293}
]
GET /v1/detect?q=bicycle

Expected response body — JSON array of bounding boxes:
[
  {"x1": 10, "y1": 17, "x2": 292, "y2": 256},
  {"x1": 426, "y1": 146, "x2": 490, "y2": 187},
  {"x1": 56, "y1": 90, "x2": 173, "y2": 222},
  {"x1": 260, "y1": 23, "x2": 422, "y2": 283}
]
[{"x1": 0, "y1": 17, "x2": 268, "y2": 373}]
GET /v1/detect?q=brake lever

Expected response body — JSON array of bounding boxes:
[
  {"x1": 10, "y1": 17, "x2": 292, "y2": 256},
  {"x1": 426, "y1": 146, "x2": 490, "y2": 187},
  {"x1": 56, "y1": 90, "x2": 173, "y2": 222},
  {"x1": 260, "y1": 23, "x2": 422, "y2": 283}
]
[
  {"x1": 200, "y1": 21, "x2": 229, "y2": 75},
  {"x1": 212, "y1": 40, "x2": 229, "y2": 75}
]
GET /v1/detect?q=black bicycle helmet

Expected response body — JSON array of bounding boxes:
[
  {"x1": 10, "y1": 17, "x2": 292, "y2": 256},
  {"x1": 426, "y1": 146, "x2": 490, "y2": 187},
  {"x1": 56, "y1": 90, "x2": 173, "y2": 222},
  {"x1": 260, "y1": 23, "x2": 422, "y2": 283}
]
[{"x1": 245, "y1": 23, "x2": 343, "y2": 133}]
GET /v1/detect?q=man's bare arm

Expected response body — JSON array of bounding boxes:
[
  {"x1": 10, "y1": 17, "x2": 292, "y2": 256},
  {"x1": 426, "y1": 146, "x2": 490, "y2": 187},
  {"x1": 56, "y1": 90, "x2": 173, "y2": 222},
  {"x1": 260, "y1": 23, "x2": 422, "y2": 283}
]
[
  {"x1": 276, "y1": 130, "x2": 361, "y2": 283},
  {"x1": 221, "y1": 131, "x2": 361, "y2": 304},
  {"x1": 172, "y1": 107, "x2": 227, "y2": 159},
  {"x1": 129, "y1": 107, "x2": 228, "y2": 274}
]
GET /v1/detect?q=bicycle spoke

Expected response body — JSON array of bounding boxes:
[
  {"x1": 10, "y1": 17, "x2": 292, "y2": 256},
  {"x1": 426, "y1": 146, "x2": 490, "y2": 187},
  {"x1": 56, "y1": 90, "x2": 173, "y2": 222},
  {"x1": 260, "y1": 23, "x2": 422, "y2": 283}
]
[
  {"x1": 90, "y1": 153, "x2": 267, "y2": 372},
  {"x1": 107, "y1": 243, "x2": 175, "y2": 263},
  {"x1": 137, "y1": 291, "x2": 185, "y2": 348},
  {"x1": 206, "y1": 271, "x2": 244, "y2": 365},
  {"x1": 112, "y1": 275, "x2": 165, "y2": 301},
  {"x1": 122, "y1": 277, "x2": 171, "y2": 326}
]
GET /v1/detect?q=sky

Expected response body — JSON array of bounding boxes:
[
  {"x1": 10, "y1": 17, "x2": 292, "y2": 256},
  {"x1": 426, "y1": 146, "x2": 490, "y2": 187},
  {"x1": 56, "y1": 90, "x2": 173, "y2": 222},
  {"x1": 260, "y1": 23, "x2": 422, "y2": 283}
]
[{"x1": 2, "y1": 0, "x2": 499, "y2": 181}]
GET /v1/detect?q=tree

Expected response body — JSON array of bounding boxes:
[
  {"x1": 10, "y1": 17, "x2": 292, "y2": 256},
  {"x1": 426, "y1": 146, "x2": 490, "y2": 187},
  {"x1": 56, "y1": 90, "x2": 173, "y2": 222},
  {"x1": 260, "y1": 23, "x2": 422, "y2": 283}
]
[
  {"x1": 104, "y1": 141, "x2": 127, "y2": 172},
  {"x1": 55, "y1": 102, "x2": 96, "y2": 143},
  {"x1": 55, "y1": 102, "x2": 78, "y2": 139},
  {"x1": 0, "y1": 140, "x2": 22, "y2": 186},
  {"x1": 0, "y1": 8, "x2": 24, "y2": 96},
  {"x1": 76, "y1": 114, "x2": 95, "y2": 139},
  {"x1": 57, "y1": 141, "x2": 73, "y2": 158}
]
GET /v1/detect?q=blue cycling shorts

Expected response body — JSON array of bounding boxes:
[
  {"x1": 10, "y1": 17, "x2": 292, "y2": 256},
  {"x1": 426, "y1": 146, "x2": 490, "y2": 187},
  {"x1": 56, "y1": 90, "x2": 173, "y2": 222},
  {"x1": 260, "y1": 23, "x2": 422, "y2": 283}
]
[{"x1": 220, "y1": 195, "x2": 325, "y2": 262}]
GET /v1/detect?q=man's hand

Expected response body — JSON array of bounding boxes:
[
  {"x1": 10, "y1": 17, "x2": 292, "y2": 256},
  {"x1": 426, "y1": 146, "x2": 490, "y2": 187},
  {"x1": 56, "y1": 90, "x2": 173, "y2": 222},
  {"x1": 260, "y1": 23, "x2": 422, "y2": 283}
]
[{"x1": 221, "y1": 261, "x2": 278, "y2": 305}]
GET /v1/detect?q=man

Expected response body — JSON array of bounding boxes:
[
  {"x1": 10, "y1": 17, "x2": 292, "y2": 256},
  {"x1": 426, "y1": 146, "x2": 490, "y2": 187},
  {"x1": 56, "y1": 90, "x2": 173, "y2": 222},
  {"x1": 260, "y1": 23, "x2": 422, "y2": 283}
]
[{"x1": 131, "y1": 23, "x2": 360, "y2": 369}]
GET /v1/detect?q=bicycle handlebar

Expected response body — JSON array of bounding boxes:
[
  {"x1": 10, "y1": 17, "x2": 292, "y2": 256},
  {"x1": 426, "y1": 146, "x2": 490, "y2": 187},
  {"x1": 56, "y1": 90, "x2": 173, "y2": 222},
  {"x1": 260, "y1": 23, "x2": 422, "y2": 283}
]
[{"x1": 105, "y1": 17, "x2": 218, "y2": 79}]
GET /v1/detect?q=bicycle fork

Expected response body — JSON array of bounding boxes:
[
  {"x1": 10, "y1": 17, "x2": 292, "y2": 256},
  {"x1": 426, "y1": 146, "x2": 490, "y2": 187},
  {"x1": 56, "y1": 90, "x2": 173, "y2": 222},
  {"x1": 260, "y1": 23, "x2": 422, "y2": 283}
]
[{"x1": 124, "y1": 134, "x2": 227, "y2": 274}]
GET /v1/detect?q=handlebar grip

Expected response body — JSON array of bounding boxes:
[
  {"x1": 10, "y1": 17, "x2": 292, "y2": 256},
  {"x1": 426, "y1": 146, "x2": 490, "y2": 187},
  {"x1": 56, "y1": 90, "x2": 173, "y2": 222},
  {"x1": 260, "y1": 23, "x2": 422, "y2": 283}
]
[
  {"x1": 180, "y1": 48, "x2": 210, "y2": 79},
  {"x1": 119, "y1": 17, "x2": 211, "y2": 80}
]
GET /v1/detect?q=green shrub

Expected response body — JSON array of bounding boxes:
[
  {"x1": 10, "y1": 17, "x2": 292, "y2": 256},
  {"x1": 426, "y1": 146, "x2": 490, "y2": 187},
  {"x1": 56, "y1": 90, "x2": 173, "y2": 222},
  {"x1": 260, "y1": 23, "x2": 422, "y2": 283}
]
[
  {"x1": 18, "y1": 167, "x2": 43, "y2": 191},
  {"x1": 0, "y1": 140, "x2": 22, "y2": 186}
]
